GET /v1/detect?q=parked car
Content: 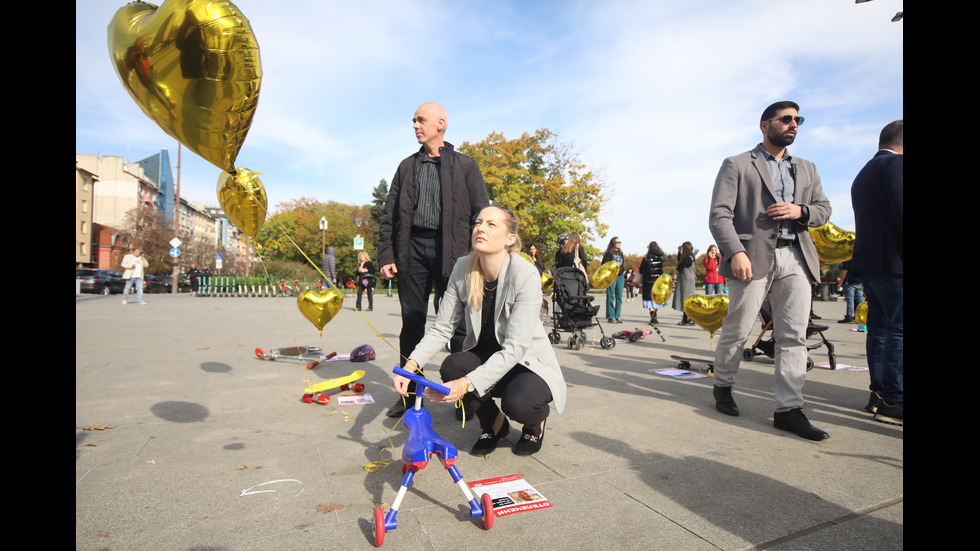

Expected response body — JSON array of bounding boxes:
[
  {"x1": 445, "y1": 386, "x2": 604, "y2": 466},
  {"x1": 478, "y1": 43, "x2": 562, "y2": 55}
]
[
  {"x1": 76, "y1": 269, "x2": 124, "y2": 295},
  {"x1": 143, "y1": 275, "x2": 171, "y2": 294}
]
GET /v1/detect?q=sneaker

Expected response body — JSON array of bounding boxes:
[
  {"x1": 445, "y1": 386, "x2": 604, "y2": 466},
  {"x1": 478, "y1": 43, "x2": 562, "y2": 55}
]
[
  {"x1": 837, "y1": 315, "x2": 855, "y2": 324},
  {"x1": 139, "y1": 301, "x2": 147, "y2": 305},
  {"x1": 864, "y1": 392, "x2": 882, "y2": 413},
  {"x1": 874, "y1": 401, "x2": 903, "y2": 426},
  {"x1": 122, "y1": 300, "x2": 128, "y2": 305}
]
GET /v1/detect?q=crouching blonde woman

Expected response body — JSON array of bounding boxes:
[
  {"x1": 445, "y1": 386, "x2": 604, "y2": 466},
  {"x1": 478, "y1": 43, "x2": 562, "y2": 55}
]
[{"x1": 392, "y1": 205, "x2": 566, "y2": 456}]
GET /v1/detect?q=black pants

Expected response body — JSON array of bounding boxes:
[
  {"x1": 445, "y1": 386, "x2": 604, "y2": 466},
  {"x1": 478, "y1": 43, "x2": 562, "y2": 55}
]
[
  {"x1": 356, "y1": 278, "x2": 374, "y2": 310},
  {"x1": 397, "y1": 235, "x2": 464, "y2": 365},
  {"x1": 440, "y1": 351, "x2": 553, "y2": 431}
]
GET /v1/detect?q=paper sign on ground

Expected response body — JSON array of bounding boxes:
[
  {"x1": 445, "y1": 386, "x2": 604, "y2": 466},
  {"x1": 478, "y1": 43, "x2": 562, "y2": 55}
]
[
  {"x1": 651, "y1": 368, "x2": 708, "y2": 379},
  {"x1": 336, "y1": 394, "x2": 375, "y2": 406},
  {"x1": 467, "y1": 474, "x2": 552, "y2": 517},
  {"x1": 814, "y1": 363, "x2": 868, "y2": 371}
]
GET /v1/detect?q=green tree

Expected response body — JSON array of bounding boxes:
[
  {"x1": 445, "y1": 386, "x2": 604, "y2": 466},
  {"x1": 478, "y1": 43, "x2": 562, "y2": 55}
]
[
  {"x1": 458, "y1": 129, "x2": 610, "y2": 264},
  {"x1": 255, "y1": 198, "x2": 373, "y2": 282},
  {"x1": 369, "y1": 179, "x2": 388, "y2": 246}
]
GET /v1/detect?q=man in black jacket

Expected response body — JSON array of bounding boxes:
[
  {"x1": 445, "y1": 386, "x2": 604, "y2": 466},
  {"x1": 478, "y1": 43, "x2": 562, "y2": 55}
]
[
  {"x1": 850, "y1": 120, "x2": 903, "y2": 426},
  {"x1": 378, "y1": 102, "x2": 490, "y2": 417}
]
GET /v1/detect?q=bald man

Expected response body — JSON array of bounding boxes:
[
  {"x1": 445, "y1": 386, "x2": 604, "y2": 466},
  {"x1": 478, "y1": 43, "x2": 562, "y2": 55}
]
[{"x1": 377, "y1": 102, "x2": 490, "y2": 417}]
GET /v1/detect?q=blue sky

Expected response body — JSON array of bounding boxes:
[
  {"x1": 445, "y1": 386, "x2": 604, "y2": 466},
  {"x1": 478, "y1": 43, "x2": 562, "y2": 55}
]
[{"x1": 76, "y1": 0, "x2": 902, "y2": 257}]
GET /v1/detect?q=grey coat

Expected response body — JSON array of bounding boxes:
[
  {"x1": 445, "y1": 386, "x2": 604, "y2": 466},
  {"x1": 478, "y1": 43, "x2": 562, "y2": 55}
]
[
  {"x1": 708, "y1": 144, "x2": 831, "y2": 282},
  {"x1": 407, "y1": 252, "x2": 567, "y2": 413}
]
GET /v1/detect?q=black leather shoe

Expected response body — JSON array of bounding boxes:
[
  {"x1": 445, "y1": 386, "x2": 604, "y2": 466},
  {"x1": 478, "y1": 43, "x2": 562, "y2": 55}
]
[
  {"x1": 713, "y1": 385, "x2": 740, "y2": 416},
  {"x1": 470, "y1": 419, "x2": 510, "y2": 456},
  {"x1": 513, "y1": 421, "x2": 546, "y2": 456},
  {"x1": 864, "y1": 392, "x2": 881, "y2": 413},
  {"x1": 386, "y1": 396, "x2": 415, "y2": 418},
  {"x1": 773, "y1": 408, "x2": 830, "y2": 441}
]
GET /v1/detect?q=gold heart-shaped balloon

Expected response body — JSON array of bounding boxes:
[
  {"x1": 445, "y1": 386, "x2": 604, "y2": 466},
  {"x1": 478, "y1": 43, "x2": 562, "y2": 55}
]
[
  {"x1": 518, "y1": 252, "x2": 534, "y2": 265},
  {"x1": 297, "y1": 288, "x2": 344, "y2": 335},
  {"x1": 809, "y1": 222, "x2": 855, "y2": 265},
  {"x1": 217, "y1": 168, "x2": 267, "y2": 238},
  {"x1": 683, "y1": 294, "x2": 729, "y2": 335},
  {"x1": 855, "y1": 300, "x2": 868, "y2": 326},
  {"x1": 108, "y1": 0, "x2": 262, "y2": 172},
  {"x1": 651, "y1": 273, "x2": 673, "y2": 305},
  {"x1": 591, "y1": 260, "x2": 620, "y2": 290},
  {"x1": 541, "y1": 271, "x2": 554, "y2": 293}
]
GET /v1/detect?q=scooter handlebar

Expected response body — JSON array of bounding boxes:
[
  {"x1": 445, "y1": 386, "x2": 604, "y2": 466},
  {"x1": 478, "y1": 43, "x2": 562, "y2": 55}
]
[{"x1": 392, "y1": 366, "x2": 451, "y2": 396}]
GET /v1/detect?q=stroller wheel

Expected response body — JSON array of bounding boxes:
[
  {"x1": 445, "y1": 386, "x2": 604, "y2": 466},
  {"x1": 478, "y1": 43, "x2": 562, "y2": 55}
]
[
  {"x1": 549, "y1": 331, "x2": 561, "y2": 345},
  {"x1": 600, "y1": 336, "x2": 615, "y2": 349},
  {"x1": 828, "y1": 352, "x2": 837, "y2": 370},
  {"x1": 806, "y1": 356, "x2": 814, "y2": 371},
  {"x1": 742, "y1": 348, "x2": 755, "y2": 362}
]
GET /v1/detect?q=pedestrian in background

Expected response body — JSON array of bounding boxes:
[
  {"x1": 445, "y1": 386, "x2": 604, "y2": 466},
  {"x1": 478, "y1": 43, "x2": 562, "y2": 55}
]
[
  {"x1": 602, "y1": 237, "x2": 625, "y2": 323},
  {"x1": 355, "y1": 251, "x2": 376, "y2": 311},
  {"x1": 672, "y1": 242, "x2": 696, "y2": 325},
  {"x1": 121, "y1": 248, "x2": 149, "y2": 305}
]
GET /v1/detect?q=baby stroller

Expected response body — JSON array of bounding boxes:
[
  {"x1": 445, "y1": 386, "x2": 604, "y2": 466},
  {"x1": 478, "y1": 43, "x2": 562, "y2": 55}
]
[
  {"x1": 548, "y1": 267, "x2": 615, "y2": 350},
  {"x1": 742, "y1": 300, "x2": 836, "y2": 370}
]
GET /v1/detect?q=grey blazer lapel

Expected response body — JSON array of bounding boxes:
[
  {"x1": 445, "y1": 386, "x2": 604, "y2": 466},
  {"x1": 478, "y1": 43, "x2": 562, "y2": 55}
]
[
  {"x1": 492, "y1": 254, "x2": 512, "y2": 343},
  {"x1": 750, "y1": 150, "x2": 777, "y2": 201}
]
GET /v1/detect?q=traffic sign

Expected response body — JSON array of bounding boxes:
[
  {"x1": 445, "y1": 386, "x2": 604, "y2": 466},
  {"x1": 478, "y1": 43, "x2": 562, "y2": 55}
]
[{"x1": 170, "y1": 248, "x2": 180, "y2": 258}]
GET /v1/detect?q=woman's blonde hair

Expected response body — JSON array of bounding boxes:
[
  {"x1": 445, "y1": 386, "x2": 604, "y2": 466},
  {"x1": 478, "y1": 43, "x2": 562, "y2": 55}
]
[
  {"x1": 465, "y1": 205, "x2": 523, "y2": 309},
  {"x1": 358, "y1": 251, "x2": 370, "y2": 263}
]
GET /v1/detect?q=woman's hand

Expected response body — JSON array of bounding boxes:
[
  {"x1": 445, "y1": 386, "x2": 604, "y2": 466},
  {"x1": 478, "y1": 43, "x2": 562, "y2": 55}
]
[
  {"x1": 392, "y1": 374, "x2": 412, "y2": 397},
  {"x1": 424, "y1": 378, "x2": 469, "y2": 403}
]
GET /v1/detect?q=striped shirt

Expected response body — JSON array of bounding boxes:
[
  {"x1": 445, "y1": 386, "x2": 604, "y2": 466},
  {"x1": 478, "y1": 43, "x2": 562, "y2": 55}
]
[
  {"x1": 412, "y1": 154, "x2": 442, "y2": 231},
  {"x1": 761, "y1": 147, "x2": 796, "y2": 240}
]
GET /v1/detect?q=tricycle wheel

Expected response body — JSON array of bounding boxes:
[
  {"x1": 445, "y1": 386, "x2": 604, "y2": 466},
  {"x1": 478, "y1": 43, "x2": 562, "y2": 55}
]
[
  {"x1": 373, "y1": 507, "x2": 385, "y2": 547},
  {"x1": 481, "y1": 493, "x2": 494, "y2": 530}
]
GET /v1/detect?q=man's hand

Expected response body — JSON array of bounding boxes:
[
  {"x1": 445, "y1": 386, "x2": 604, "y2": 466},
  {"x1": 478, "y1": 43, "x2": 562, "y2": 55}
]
[
  {"x1": 730, "y1": 251, "x2": 753, "y2": 282},
  {"x1": 766, "y1": 202, "x2": 802, "y2": 221},
  {"x1": 380, "y1": 263, "x2": 398, "y2": 279}
]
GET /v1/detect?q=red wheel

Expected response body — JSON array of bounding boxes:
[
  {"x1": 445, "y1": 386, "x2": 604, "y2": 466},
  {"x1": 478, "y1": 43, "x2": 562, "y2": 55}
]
[
  {"x1": 255, "y1": 348, "x2": 265, "y2": 359},
  {"x1": 316, "y1": 394, "x2": 330, "y2": 406},
  {"x1": 373, "y1": 507, "x2": 385, "y2": 546},
  {"x1": 481, "y1": 493, "x2": 494, "y2": 530},
  {"x1": 353, "y1": 383, "x2": 366, "y2": 392}
]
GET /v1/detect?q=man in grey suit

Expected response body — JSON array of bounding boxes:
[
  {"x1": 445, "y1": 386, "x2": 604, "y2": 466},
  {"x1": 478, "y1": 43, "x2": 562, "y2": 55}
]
[{"x1": 708, "y1": 100, "x2": 832, "y2": 441}]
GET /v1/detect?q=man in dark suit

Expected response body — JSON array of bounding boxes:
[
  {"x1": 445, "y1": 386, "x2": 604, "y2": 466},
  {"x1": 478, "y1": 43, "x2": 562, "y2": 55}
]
[
  {"x1": 708, "y1": 100, "x2": 832, "y2": 441},
  {"x1": 850, "y1": 120, "x2": 903, "y2": 426},
  {"x1": 378, "y1": 102, "x2": 490, "y2": 417}
]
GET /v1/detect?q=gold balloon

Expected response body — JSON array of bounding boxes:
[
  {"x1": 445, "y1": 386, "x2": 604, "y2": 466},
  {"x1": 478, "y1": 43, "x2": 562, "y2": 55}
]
[
  {"x1": 541, "y1": 271, "x2": 554, "y2": 293},
  {"x1": 217, "y1": 168, "x2": 267, "y2": 238},
  {"x1": 519, "y1": 252, "x2": 534, "y2": 265},
  {"x1": 591, "y1": 261, "x2": 620, "y2": 290},
  {"x1": 855, "y1": 301, "x2": 868, "y2": 326},
  {"x1": 809, "y1": 222, "x2": 856, "y2": 265},
  {"x1": 651, "y1": 274, "x2": 673, "y2": 305},
  {"x1": 683, "y1": 294, "x2": 729, "y2": 335},
  {"x1": 108, "y1": 0, "x2": 262, "y2": 172},
  {"x1": 297, "y1": 288, "x2": 344, "y2": 335}
]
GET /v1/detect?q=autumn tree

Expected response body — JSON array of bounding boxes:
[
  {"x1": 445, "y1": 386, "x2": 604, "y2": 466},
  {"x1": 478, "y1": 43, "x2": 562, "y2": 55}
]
[
  {"x1": 458, "y1": 129, "x2": 610, "y2": 263},
  {"x1": 368, "y1": 179, "x2": 388, "y2": 246},
  {"x1": 255, "y1": 198, "x2": 373, "y2": 282}
]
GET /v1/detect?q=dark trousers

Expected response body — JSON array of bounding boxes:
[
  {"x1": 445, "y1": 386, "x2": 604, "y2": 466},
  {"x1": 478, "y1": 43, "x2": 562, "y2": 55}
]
[
  {"x1": 356, "y1": 279, "x2": 374, "y2": 310},
  {"x1": 862, "y1": 272, "x2": 903, "y2": 403},
  {"x1": 440, "y1": 351, "x2": 553, "y2": 431},
  {"x1": 397, "y1": 235, "x2": 464, "y2": 366}
]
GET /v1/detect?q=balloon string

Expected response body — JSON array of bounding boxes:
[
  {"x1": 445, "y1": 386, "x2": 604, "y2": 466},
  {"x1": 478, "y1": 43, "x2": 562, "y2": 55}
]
[{"x1": 257, "y1": 217, "x2": 471, "y2": 471}]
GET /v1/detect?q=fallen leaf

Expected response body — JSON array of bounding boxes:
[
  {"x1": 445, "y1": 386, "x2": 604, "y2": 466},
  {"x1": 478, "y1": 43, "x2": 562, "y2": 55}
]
[
  {"x1": 101, "y1": 533, "x2": 109, "y2": 538},
  {"x1": 316, "y1": 503, "x2": 345, "y2": 513},
  {"x1": 83, "y1": 424, "x2": 116, "y2": 431},
  {"x1": 231, "y1": 464, "x2": 248, "y2": 470}
]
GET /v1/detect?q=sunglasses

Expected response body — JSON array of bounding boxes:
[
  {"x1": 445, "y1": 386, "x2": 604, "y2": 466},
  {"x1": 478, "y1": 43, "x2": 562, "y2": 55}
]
[{"x1": 767, "y1": 115, "x2": 805, "y2": 126}]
